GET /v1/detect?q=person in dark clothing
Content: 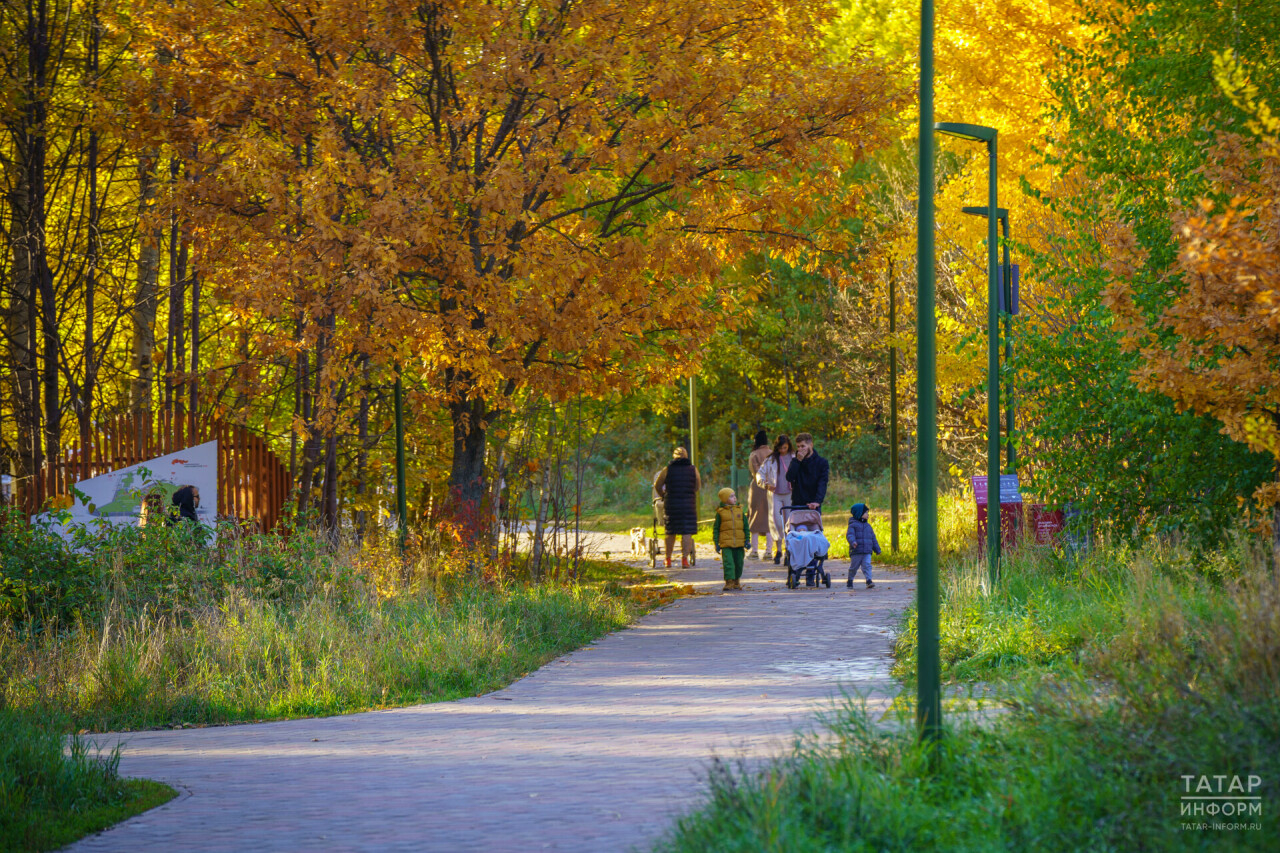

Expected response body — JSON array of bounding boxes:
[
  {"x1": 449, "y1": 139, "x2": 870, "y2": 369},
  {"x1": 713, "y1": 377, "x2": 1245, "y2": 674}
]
[
  {"x1": 654, "y1": 446, "x2": 701, "y2": 568},
  {"x1": 168, "y1": 485, "x2": 201, "y2": 525},
  {"x1": 784, "y1": 432, "x2": 829, "y2": 509}
]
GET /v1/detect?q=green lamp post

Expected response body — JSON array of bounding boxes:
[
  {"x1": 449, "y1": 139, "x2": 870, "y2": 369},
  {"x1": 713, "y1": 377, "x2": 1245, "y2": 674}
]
[
  {"x1": 936, "y1": 120, "x2": 1000, "y2": 589},
  {"x1": 962, "y1": 205, "x2": 1016, "y2": 474},
  {"x1": 889, "y1": 267, "x2": 900, "y2": 554},
  {"x1": 730, "y1": 421, "x2": 740, "y2": 492},
  {"x1": 394, "y1": 369, "x2": 408, "y2": 553},
  {"x1": 917, "y1": 0, "x2": 942, "y2": 742},
  {"x1": 689, "y1": 376, "x2": 699, "y2": 517}
]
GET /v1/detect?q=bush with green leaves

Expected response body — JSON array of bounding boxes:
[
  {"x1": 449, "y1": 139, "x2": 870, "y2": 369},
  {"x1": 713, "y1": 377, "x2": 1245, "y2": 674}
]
[{"x1": 0, "y1": 507, "x2": 96, "y2": 631}]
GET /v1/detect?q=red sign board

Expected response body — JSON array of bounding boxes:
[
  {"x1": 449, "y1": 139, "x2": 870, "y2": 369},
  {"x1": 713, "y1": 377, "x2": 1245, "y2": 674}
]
[
  {"x1": 1029, "y1": 505, "x2": 1064, "y2": 545},
  {"x1": 973, "y1": 475, "x2": 1022, "y2": 547}
]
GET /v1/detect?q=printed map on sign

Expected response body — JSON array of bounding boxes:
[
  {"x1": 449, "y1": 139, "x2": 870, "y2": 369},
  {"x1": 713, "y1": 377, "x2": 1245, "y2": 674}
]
[
  {"x1": 36, "y1": 441, "x2": 218, "y2": 541},
  {"x1": 971, "y1": 474, "x2": 1022, "y2": 506}
]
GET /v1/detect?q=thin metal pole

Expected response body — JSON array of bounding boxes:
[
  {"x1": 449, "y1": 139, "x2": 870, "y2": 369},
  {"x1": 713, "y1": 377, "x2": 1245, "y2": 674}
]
[
  {"x1": 394, "y1": 370, "x2": 407, "y2": 553},
  {"x1": 1001, "y1": 216, "x2": 1014, "y2": 473},
  {"x1": 986, "y1": 137, "x2": 1001, "y2": 589},
  {"x1": 889, "y1": 263, "x2": 899, "y2": 553},
  {"x1": 916, "y1": 0, "x2": 942, "y2": 743},
  {"x1": 689, "y1": 376, "x2": 699, "y2": 517},
  {"x1": 730, "y1": 425, "x2": 738, "y2": 492}
]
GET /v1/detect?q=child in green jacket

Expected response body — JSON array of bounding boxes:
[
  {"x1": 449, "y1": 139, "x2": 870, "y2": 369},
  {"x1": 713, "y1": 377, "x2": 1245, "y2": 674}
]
[{"x1": 713, "y1": 487, "x2": 749, "y2": 591}]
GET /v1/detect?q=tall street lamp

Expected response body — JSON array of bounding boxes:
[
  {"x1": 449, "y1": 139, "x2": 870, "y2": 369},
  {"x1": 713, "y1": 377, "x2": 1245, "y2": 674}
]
[
  {"x1": 936, "y1": 121, "x2": 1000, "y2": 589},
  {"x1": 916, "y1": 0, "x2": 942, "y2": 743},
  {"x1": 888, "y1": 261, "x2": 900, "y2": 554},
  {"x1": 962, "y1": 205, "x2": 1016, "y2": 473},
  {"x1": 688, "y1": 376, "x2": 699, "y2": 516},
  {"x1": 394, "y1": 368, "x2": 408, "y2": 553},
  {"x1": 730, "y1": 421, "x2": 740, "y2": 493}
]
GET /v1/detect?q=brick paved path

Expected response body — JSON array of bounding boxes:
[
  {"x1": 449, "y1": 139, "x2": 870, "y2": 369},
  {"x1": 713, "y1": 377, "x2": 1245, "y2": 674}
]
[{"x1": 73, "y1": 535, "x2": 914, "y2": 852}]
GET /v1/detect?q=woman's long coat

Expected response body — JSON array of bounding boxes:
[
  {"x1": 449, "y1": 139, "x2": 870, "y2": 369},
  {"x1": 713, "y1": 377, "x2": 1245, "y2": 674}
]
[{"x1": 747, "y1": 446, "x2": 772, "y2": 534}]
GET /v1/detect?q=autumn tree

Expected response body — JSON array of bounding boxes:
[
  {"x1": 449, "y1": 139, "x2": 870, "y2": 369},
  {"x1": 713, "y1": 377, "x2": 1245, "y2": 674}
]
[
  {"x1": 1105, "y1": 54, "x2": 1280, "y2": 562},
  {"x1": 129, "y1": 0, "x2": 905, "y2": 526},
  {"x1": 1, "y1": 0, "x2": 150, "y2": 504}
]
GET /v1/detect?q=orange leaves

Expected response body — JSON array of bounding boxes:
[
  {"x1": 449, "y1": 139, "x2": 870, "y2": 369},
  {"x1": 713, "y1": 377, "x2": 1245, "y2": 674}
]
[
  {"x1": 131, "y1": 0, "x2": 903, "y2": 478},
  {"x1": 1106, "y1": 131, "x2": 1280, "y2": 464}
]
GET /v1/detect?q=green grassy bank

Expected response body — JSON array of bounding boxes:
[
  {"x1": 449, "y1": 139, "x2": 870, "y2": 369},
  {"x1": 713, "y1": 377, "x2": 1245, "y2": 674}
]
[
  {"x1": 0, "y1": 706, "x2": 175, "y2": 852},
  {"x1": 657, "y1": 535, "x2": 1280, "y2": 851},
  {"x1": 1, "y1": 510, "x2": 672, "y2": 849}
]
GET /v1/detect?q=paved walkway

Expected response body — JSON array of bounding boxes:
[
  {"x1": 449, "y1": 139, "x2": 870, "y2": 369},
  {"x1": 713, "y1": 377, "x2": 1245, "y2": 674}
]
[{"x1": 73, "y1": 534, "x2": 915, "y2": 852}]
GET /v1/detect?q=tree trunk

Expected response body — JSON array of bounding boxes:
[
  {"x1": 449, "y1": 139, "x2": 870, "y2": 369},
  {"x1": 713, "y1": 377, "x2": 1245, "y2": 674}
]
[
  {"x1": 78, "y1": 6, "x2": 101, "y2": 453},
  {"x1": 130, "y1": 162, "x2": 161, "y2": 418},
  {"x1": 188, "y1": 267, "x2": 200, "y2": 437},
  {"x1": 321, "y1": 432, "x2": 338, "y2": 535},
  {"x1": 355, "y1": 356, "x2": 370, "y2": 541},
  {"x1": 6, "y1": 159, "x2": 41, "y2": 497},
  {"x1": 164, "y1": 213, "x2": 187, "y2": 439},
  {"x1": 17, "y1": 0, "x2": 59, "y2": 497},
  {"x1": 529, "y1": 409, "x2": 554, "y2": 579},
  {"x1": 296, "y1": 345, "x2": 321, "y2": 518},
  {"x1": 448, "y1": 396, "x2": 489, "y2": 517}
]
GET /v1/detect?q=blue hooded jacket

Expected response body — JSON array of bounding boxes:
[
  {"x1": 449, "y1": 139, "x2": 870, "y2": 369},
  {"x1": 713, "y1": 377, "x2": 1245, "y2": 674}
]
[{"x1": 845, "y1": 503, "x2": 881, "y2": 556}]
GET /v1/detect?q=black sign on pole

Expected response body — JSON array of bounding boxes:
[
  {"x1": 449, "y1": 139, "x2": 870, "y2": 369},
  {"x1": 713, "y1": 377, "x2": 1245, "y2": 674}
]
[{"x1": 997, "y1": 263, "x2": 1020, "y2": 315}]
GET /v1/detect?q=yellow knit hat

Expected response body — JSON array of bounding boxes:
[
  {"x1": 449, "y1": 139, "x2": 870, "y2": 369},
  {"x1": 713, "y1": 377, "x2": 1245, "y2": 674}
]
[{"x1": 717, "y1": 487, "x2": 735, "y2": 504}]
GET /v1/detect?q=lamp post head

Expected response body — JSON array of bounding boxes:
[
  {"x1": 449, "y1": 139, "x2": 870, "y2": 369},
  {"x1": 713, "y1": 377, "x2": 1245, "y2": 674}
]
[
  {"x1": 730, "y1": 422, "x2": 738, "y2": 433},
  {"x1": 961, "y1": 206, "x2": 1008, "y2": 221},
  {"x1": 935, "y1": 121, "x2": 997, "y2": 143}
]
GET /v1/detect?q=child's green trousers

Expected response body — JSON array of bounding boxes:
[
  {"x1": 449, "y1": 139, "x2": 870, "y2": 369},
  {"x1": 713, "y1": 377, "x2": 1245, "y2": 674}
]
[{"x1": 720, "y1": 547, "x2": 745, "y2": 581}]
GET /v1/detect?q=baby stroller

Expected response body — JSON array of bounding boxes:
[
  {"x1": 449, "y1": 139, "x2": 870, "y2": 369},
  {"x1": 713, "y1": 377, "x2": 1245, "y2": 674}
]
[{"x1": 782, "y1": 505, "x2": 831, "y2": 588}]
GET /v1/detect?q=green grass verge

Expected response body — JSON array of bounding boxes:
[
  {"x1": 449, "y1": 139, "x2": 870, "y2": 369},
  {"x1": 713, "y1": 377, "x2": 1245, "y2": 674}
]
[
  {"x1": 658, "y1": 536, "x2": 1280, "y2": 851},
  {"x1": 0, "y1": 706, "x2": 177, "y2": 852},
  {"x1": 3, "y1": 557, "x2": 670, "y2": 733},
  {"x1": 2, "y1": 513, "x2": 676, "y2": 849}
]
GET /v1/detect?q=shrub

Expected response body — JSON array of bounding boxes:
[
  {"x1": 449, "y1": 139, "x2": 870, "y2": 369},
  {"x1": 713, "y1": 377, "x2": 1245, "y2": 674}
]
[{"x1": 0, "y1": 507, "x2": 96, "y2": 631}]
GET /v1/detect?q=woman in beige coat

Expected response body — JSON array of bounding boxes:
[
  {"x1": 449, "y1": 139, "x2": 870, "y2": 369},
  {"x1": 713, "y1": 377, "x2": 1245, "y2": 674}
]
[{"x1": 746, "y1": 430, "x2": 773, "y2": 559}]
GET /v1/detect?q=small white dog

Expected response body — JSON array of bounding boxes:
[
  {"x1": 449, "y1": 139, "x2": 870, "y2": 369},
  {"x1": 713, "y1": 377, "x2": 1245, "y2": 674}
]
[{"x1": 630, "y1": 527, "x2": 648, "y2": 556}]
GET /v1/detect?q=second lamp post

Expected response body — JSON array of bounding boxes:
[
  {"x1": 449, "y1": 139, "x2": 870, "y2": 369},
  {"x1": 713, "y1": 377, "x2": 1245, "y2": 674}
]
[{"x1": 936, "y1": 121, "x2": 1001, "y2": 587}]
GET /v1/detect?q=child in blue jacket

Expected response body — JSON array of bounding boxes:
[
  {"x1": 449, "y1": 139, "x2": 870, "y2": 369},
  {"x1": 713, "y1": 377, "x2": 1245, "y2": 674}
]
[{"x1": 845, "y1": 502, "x2": 880, "y2": 589}]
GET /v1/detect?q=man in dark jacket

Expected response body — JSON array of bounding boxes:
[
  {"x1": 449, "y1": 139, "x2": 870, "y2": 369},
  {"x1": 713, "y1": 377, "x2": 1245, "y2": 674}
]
[{"x1": 785, "y1": 433, "x2": 829, "y2": 509}]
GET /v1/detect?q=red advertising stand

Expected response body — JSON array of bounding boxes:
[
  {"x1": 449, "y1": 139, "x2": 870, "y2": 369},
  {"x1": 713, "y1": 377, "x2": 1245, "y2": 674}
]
[
  {"x1": 1029, "y1": 505, "x2": 1065, "y2": 545},
  {"x1": 973, "y1": 475, "x2": 1023, "y2": 547}
]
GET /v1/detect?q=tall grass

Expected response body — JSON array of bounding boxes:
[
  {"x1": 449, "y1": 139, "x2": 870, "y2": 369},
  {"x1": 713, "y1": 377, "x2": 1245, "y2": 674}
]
[
  {"x1": 1, "y1": 511, "x2": 664, "y2": 731},
  {"x1": 3, "y1": 582, "x2": 642, "y2": 732},
  {"x1": 658, "y1": 536, "x2": 1280, "y2": 851},
  {"x1": 1, "y1": 508, "x2": 671, "y2": 850},
  {"x1": 0, "y1": 706, "x2": 174, "y2": 851},
  {"x1": 893, "y1": 530, "x2": 1269, "y2": 682}
]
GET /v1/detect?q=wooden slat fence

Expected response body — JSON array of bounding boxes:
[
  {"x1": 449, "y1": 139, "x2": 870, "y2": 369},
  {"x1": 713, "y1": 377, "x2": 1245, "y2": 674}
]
[{"x1": 15, "y1": 413, "x2": 291, "y2": 532}]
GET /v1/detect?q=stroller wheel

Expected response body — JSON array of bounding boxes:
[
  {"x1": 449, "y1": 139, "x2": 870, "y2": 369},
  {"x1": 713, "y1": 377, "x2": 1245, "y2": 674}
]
[{"x1": 823, "y1": 574, "x2": 831, "y2": 588}]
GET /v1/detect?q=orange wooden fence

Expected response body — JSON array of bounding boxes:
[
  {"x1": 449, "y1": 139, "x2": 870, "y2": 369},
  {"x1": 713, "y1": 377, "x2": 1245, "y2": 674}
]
[{"x1": 15, "y1": 412, "x2": 292, "y2": 531}]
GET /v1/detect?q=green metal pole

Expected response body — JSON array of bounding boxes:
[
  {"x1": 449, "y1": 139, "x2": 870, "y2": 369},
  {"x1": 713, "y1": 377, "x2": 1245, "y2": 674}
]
[
  {"x1": 986, "y1": 136, "x2": 1000, "y2": 589},
  {"x1": 889, "y1": 267, "x2": 900, "y2": 554},
  {"x1": 689, "y1": 376, "x2": 699, "y2": 517},
  {"x1": 916, "y1": 0, "x2": 942, "y2": 743},
  {"x1": 1002, "y1": 216, "x2": 1014, "y2": 474},
  {"x1": 394, "y1": 370, "x2": 407, "y2": 553},
  {"x1": 731, "y1": 424, "x2": 738, "y2": 492}
]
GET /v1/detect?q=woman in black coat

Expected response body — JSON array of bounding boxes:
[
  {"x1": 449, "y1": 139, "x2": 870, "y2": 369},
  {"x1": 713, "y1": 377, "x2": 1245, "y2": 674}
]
[
  {"x1": 168, "y1": 485, "x2": 201, "y2": 524},
  {"x1": 654, "y1": 446, "x2": 701, "y2": 568}
]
